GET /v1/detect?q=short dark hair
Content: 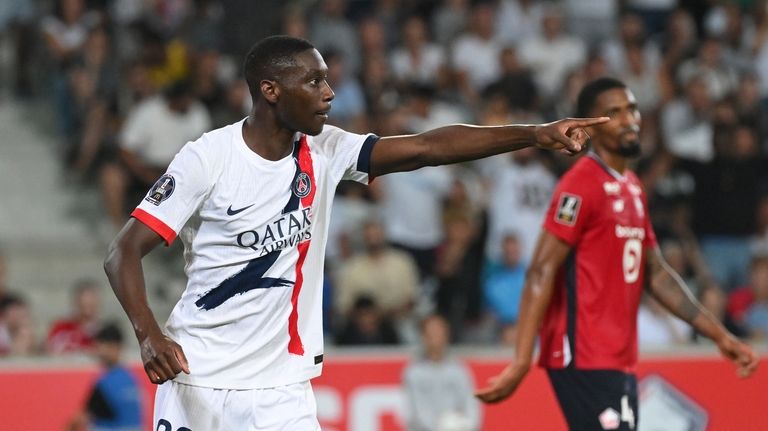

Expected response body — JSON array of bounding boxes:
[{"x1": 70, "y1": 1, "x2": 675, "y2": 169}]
[
  {"x1": 576, "y1": 77, "x2": 627, "y2": 117},
  {"x1": 95, "y1": 322, "x2": 124, "y2": 345},
  {"x1": 243, "y1": 35, "x2": 315, "y2": 99}
]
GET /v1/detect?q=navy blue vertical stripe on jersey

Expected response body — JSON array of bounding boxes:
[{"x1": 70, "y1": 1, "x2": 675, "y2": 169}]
[
  {"x1": 282, "y1": 139, "x2": 303, "y2": 215},
  {"x1": 356, "y1": 135, "x2": 380, "y2": 174},
  {"x1": 195, "y1": 250, "x2": 293, "y2": 310},
  {"x1": 565, "y1": 251, "x2": 577, "y2": 368}
]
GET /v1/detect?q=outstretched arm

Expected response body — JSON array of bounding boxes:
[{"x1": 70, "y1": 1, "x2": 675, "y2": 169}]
[
  {"x1": 645, "y1": 247, "x2": 759, "y2": 377},
  {"x1": 104, "y1": 219, "x2": 190, "y2": 384},
  {"x1": 369, "y1": 117, "x2": 608, "y2": 177},
  {"x1": 475, "y1": 231, "x2": 572, "y2": 403}
]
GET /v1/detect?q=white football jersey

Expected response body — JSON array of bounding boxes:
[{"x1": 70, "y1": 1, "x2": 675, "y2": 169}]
[{"x1": 132, "y1": 119, "x2": 378, "y2": 389}]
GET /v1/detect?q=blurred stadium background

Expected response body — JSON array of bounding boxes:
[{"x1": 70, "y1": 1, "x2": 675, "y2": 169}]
[{"x1": 1, "y1": 0, "x2": 767, "y2": 430}]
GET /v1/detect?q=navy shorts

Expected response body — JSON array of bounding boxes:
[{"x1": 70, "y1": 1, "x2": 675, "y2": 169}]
[{"x1": 547, "y1": 368, "x2": 638, "y2": 431}]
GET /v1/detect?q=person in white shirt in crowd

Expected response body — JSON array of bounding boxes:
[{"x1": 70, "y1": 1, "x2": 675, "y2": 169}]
[
  {"x1": 519, "y1": 3, "x2": 586, "y2": 101},
  {"x1": 451, "y1": 1, "x2": 503, "y2": 103},
  {"x1": 494, "y1": 0, "x2": 543, "y2": 47},
  {"x1": 100, "y1": 80, "x2": 211, "y2": 229},
  {"x1": 403, "y1": 314, "x2": 480, "y2": 431},
  {"x1": 390, "y1": 15, "x2": 447, "y2": 88},
  {"x1": 660, "y1": 74, "x2": 714, "y2": 162},
  {"x1": 481, "y1": 146, "x2": 556, "y2": 265}
]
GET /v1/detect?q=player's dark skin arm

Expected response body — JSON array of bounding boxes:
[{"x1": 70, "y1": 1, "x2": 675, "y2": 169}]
[
  {"x1": 104, "y1": 220, "x2": 190, "y2": 384},
  {"x1": 475, "y1": 231, "x2": 572, "y2": 403},
  {"x1": 644, "y1": 247, "x2": 759, "y2": 377},
  {"x1": 370, "y1": 118, "x2": 608, "y2": 177}
]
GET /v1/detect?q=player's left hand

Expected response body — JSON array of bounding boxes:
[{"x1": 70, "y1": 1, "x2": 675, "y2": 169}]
[
  {"x1": 474, "y1": 361, "x2": 530, "y2": 404},
  {"x1": 717, "y1": 334, "x2": 759, "y2": 378},
  {"x1": 533, "y1": 117, "x2": 609, "y2": 155}
]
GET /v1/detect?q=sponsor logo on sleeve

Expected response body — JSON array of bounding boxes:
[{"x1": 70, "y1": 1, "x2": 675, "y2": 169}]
[
  {"x1": 555, "y1": 193, "x2": 581, "y2": 226},
  {"x1": 145, "y1": 174, "x2": 175, "y2": 206}
]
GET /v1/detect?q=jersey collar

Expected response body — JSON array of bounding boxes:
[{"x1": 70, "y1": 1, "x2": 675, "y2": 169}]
[{"x1": 586, "y1": 151, "x2": 625, "y2": 181}]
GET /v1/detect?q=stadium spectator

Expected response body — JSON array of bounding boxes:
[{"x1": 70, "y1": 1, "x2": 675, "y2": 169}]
[
  {"x1": 481, "y1": 147, "x2": 556, "y2": 264},
  {"x1": 482, "y1": 233, "x2": 526, "y2": 344},
  {"x1": 752, "y1": 196, "x2": 768, "y2": 257},
  {"x1": 0, "y1": 248, "x2": 8, "y2": 303},
  {"x1": 41, "y1": 0, "x2": 101, "y2": 138},
  {"x1": 637, "y1": 294, "x2": 690, "y2": 347},
  {"x1": 336, "y1": 295, "x2": 400, "y2": 346},
  {"x1": 434, "y1": 214, "x2": 485, "y2": 341},
  {"x1": 334, "y1": 220, "x2": 419, "y2": 333},
  {"x1": 310, "y1": 0, "x2": 360, "y2": 74},
  {"x1": 68, "y1": 26, "x2": 120, "y2": 176},
  {"x1": 677, "y1": 37, "x2": 739, "y2": 102},
  {"x1": 46, "y1": 279, "x2": 102, "y2": 355},
  {"x1": 451, "y1": 1, "x2": 503, "y2": 103},
  {"x1": 402, "y1": 314, "x2": 479, "y2": 431},
  {"x1": 326, "y1": 182, "x2": 377, "y2": 266},
  {"x1": 660, "y1": 74, "x2": 715, "y2": 162},
  {"x1": 494, "y1": 0, "x2": 543, "y2": 47},
  {"x1": 100, "y1": 79, "x2": 211, "y2": 229},
  {"x1": 683, "y1": 123, "x2": 767, "y2": 290},
  {"x1": 0, "y1": 294, "x2": 36, "y2": 357},
  {"x1": 562, "y1": 0, "x2": 618, "y2": 45},
  {"x1": 431, "y1": 0, "x2": 468, "y2": 47},
  {"x1": 389, "y1": 15, "x2": 447, "y2": 89},
  {"x1": 0, "y1": 0, "x2": 35, "y2": 97},
  {"x1": 626, "y1": 0, "x2": 677, "y2": 36},
  {"x1": 324, "y1": 49, "x2": 367, "y2": 132},
  {"x1": 67, "y1": 322, "x2": 143, "y2": 431},
  {"x1": 518, "y1": 4, "x2": 587, "y2": 101},
  {"x1": 743, "y1": 257, "x2": 768, "y2": 340},
  {"x1": 378, "y1": 155, "x2": 454, "y2": 279},
  {"x1": 661, "y1": 9, "x2": 698, "y2": 69}
]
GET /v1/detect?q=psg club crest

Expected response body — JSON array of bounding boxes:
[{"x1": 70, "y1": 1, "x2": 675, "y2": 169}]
[
  {"x1": 145, "y1": 174, "x2": 175, "y2": 206},
  {"x1": 293, "y1": 172, "x2": 312, "y2": 198}
]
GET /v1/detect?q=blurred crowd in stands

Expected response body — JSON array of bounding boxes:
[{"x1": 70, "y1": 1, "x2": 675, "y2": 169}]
[{"x1": 2, "y1": 0, "x2": 768, "y2": 357}]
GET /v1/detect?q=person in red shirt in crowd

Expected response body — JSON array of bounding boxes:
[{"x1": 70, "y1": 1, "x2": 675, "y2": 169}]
[
  {"x1": 476, "y1": 78, "x2": 759, "y2": 430},
  {"x1": 47, "y1": 279, "x2": 102, "y2": 354}
]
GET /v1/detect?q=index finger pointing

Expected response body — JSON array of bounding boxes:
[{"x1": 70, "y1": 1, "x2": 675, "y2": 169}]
[{"x1": 566, "y1": 117, "x2": 610, "y2": 127}]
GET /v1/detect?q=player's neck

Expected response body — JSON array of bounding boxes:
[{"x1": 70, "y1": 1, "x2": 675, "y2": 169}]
[
  {"x1": 593, "y1": 147, "x2": 629, "y2": 175},
  {"x1": 242, "y1": 112, "x2": 296, "y2": 161}
]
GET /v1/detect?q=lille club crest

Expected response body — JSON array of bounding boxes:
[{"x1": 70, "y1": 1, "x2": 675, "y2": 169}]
[{"x1": 293, "y1": 172, "x2": 312, "y2": 198}]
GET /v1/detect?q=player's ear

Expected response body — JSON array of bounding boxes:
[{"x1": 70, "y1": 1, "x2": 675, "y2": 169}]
[{"x1": 260, "y1": 79, "x2": 280, "y2": 104}]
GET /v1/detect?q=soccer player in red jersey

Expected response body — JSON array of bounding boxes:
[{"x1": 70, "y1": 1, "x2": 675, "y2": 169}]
[{"x1": 475, "y1": 78, "x2": 759, "y2": 430}]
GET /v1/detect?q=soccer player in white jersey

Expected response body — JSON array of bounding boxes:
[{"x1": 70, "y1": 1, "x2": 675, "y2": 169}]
[{"x1": 104, "y1": 35, "x2": 608, "y2": 430}]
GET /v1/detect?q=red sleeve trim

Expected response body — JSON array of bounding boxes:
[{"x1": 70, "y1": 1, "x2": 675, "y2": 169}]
[{"x1": 131, "y1": 208, "x2": 177, "y2": 246}]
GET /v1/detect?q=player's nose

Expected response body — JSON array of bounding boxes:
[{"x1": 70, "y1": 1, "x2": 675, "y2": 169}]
[{"x1": 322, "y1": 81, "x2": 335, "y2": 102}]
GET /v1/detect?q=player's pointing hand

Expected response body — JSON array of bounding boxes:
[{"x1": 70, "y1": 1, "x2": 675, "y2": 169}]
[
  {"x1": 533, "y1": 117, "x2": 609, "y2": 155},
  {"x1": 140, "y1": 330, "x2": 190, "y2": 385}
]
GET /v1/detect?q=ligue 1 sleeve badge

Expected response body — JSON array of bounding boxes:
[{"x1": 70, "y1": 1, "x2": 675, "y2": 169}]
[
  {"x1": 293, "y1": 172, "x2": 312, "y2": 198},
  {"x1": 145, "y1": 174, "x2": 175, "y2": 205}
]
